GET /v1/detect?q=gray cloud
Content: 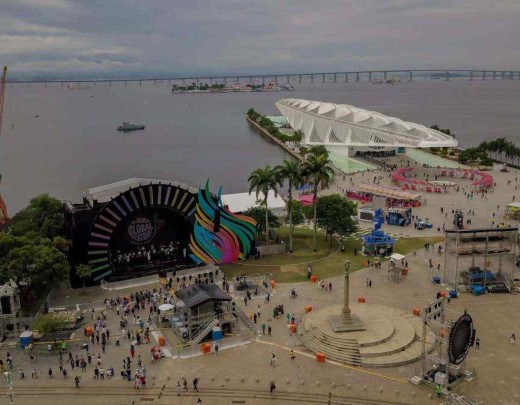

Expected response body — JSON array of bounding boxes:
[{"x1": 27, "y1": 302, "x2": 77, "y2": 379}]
[{"x1": 1, "y1": 0, "x2": 519, "y2": 78}]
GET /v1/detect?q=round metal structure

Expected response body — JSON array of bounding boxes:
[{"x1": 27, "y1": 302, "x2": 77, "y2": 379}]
[
  {"x1": 86, "y1": 182, "x2": 197, "y2": 282},
  {"x1": 448, "y1": 313, "x2": 475, "y2": 365}
]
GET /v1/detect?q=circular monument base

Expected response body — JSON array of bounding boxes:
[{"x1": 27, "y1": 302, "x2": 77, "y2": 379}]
[{"x1": 299, "y1": 304, "x2": 436, "y2": 367}]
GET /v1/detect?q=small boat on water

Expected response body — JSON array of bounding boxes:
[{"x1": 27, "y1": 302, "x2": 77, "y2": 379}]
[{"x1": 117, "y1": 122, "x2": 145, "y2": 132}]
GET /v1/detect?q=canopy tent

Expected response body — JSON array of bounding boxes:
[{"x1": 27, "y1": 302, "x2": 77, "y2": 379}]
[
  {"x1": 158, "y1": 303, "x2": 174, "y2": 312},
  {"x1": 505, "y1": 202, "x2": 520, "y2": 220},
  {"x1": 390, "y1": 253, "x2": 405, "y2": 261},
  {"x1": 298, "y1": 194, "x2": 315, "y2": 206},
  {"x1": 221, "y1": 191, "x2": 286, "y2": 213},
  {"x1": 355, "y1": 183, "x2": 421, "y2": 201}
]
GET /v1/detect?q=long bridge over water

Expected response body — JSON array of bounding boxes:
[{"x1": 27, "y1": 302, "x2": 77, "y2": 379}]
[{"x1": 6, "y1": 69, "x2": 520, "y2": 86}]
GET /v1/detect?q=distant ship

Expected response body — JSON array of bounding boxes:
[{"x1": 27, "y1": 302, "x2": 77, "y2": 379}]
[{"x1": 117, "y1": 122, "x2": 145, "y2": 131}]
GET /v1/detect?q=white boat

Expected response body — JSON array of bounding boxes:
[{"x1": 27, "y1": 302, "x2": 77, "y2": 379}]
[{"x1": 117, "y1": 122, "x2": 145, "y2": 131}]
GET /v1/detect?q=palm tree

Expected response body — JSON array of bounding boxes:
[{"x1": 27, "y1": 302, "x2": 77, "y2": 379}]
[
  {"x1": 248, "y1": 165, "x2": 280, "y2": 245},
  {"x1": 302, "y1": 154, "x2": 335, "y2": 252},
  {"x1": 276, "y1": 160, "x2": 302, "y2": 253}
]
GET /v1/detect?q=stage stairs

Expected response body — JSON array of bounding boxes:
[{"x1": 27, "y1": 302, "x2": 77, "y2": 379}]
[
  {"x1": 192, "y1": 317, "x2": 220, "y2": 344},
  {"x1": 234, "y1": 306, "x2": 259, "y2": 335}
]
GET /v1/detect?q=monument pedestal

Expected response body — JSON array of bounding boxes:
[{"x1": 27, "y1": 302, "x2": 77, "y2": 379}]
[{"x1": 328, "y1": 314, "x2": 365, "y2": 332}]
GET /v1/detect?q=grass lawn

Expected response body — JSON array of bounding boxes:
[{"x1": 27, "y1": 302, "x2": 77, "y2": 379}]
[{"x1": 221, "y1": 227, "x2": 443, "y2": 283}]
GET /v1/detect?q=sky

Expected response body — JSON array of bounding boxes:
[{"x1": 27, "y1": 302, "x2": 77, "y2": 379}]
[{"x1": 1, "y1": 0, "x2": 519, "y2": 79}]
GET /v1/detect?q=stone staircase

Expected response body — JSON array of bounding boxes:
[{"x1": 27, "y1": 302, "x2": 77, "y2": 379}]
[
  {"x1": 299, "y1": 304, "x2": 437, "y2": 368},
  {"x1": 299, "y1": 327, "x2": 362, "y2": 366}
]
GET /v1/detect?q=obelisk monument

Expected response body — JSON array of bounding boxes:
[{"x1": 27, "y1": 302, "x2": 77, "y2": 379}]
[{"x1": 328, "y1": 259, "x2": 365, "y2": 332}]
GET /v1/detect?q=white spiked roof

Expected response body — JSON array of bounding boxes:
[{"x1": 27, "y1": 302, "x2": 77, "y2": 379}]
[{"x1": 275, "y1": 98, "x2": 458, "y2": 148}]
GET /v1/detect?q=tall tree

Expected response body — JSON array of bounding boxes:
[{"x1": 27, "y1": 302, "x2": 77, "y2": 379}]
[
  {"x1": 6, "y1": 243, "x2": 69, "y2": 296},
  {"x1": 308, "y1": 145, "x2": 329, "y2": 159},
  {"x1": 248, "y1": 165, "x2": 280, "y2": 245},
  {"x1": 276, "y1": 160, "x2": 302, "y2": 253},
  {"x1": 301, "y1": 154, "x2": 335, "y2": 251},
  {"x1": 76, "y1": 264, "x2": 93, "y2": 290},
  {"x1": 243, "y1": 207, "x2": 281, "y2": 235},
  {"x1": 316, "y1": 195, "x2": 357, "y2": 246},
  {"x1": 8, "y1": 194, "x2": 65, "y2": 239}
]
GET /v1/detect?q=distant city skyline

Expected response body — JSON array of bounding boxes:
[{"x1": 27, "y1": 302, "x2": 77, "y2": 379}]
[{"x1": 1, "y1": 0, "x2": 519, "y2": 79}]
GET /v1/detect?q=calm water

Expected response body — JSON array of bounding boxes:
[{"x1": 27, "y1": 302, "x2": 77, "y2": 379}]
[{"x1": 2, "y1": 79, "x2": 520, "y2": 213}]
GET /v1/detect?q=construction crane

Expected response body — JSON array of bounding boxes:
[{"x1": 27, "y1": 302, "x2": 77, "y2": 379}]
[{"x1": 0, "y1": 66, "x2": 9, "y2": 224}]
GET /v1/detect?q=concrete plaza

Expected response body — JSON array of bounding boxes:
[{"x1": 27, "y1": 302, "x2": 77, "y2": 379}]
[{"x1": 2, "y1": 161, "x2": 520, "y2": 405}]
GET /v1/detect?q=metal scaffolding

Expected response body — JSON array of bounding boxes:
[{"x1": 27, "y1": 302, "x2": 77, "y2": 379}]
[{"x1": 443, "y1": 227, "x2": 518, "y2": 292}]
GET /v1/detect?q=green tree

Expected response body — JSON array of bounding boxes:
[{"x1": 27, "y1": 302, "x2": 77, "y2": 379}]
[
  {"x1": 275, "y1": 160, "x2": 302, "y2": 253},
  {"x1": 248, "y1": 166, "x2": 280, "y2": 245},
  {"x1": 8, "y1": 194, "x2": 65, "y2": 239},
  {"x1": 32, "y1": 313, "x2": 69, "y2": 338},
  {"x1": 316, "y1": 195, "x2": 357, "y2": 246},
  {"x1": 243, "y1": 207, "x2": 281, "y2": 235},
  {"x1": 286, "y1": 200, "x2": 305, "y2": 227},
  {"x1": 6, "y1": 244, "x2": 69, "y2": 296},
  {"x1": 301, "y1": 154, "x2": 335, "y2": 251},
  {"x1": 76, "y1": 264, "x2": 93, "y2": 290},
  {"x1": 299, "y1": 146, "x2": 309, "y2": 159},
  {"x1": 308, "y1": 145, "x2": 329, "y2": 159},
  {"x1": 52, "y1": 236, "x2": 70, "y2": 253}
]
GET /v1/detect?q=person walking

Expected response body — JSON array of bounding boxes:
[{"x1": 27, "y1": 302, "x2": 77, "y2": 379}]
[
  {"x1": 48, "y1": 368, "x2": 53, "y2": 379},
  {"x1": 269, "y1": 380, "x2": 276, "y2": 395},
  {"x1": 267, "y1": 326, "x2": 272, "y2": 337},
  {"x1": 269, "y1": 353, "x2": 277, "y2": 367},
  {"x1": 75, "y1": 375, "x2": 80, "y2": 388},
  {"x1": 213, "y1": 341, "x2": 219, "y2": 356},
  {"x1": 193, "y1": 377, "x2": 199, "y2": 392},
  {"x1": 196, "y1": 399, "x2": 202, "y2": 405},
  {"x1": 475, "y1": 337, "x2": 480, "y2": 349},
  {"x1": 176, "y1": 381, "x2": 181, "y2": 396},
  {"x1": 130, "y1": 344, "x2": 135, "y2": 358},
  {"x1": 182, "y1": 377, "x2": 188, "y2": 392},
  {"x1": 435, "y1": 383, "x2": 442, "y2": 398}
]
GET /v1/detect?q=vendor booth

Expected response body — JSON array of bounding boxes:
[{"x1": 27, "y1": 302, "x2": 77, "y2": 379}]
[
  {"x1": 362, "y1": 209, "x2": 395, "y2": 256},
  {"x1": 505, "y1": 202, "x2": 520, "y2": 221},
  {"x1": 347, "y1": 184, "x2": 421, "y2": 208},
  {"x1": 386, "y1": 207, "x2": 412, "y2": 226}
]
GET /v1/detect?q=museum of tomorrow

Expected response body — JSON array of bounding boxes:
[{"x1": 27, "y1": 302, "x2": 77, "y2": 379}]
[{"x1": 275, "y1": 98, "x2": 457, "y2": 156}]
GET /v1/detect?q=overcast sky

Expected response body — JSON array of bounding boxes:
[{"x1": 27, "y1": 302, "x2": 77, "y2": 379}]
[{"x1": 1, "y1": 0, "x2": 519, "y2": 78}]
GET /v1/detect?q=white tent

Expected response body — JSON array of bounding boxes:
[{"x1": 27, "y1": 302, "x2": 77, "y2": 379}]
[
  {"x1": 158, "y1": 303, "x2": 174, "y2": 312},
  {"x1": 390, "y1": 253, "x2": 405, "y2": 261},
  {"x1": 221, "y1": 191, "x2": 286, "y2": 213}
]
